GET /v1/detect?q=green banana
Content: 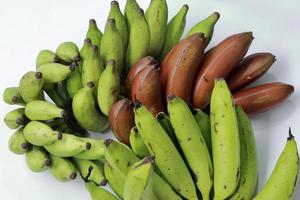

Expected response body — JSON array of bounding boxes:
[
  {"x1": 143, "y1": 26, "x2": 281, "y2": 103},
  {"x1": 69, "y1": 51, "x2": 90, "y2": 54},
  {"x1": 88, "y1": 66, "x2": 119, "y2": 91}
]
[
  {"x1": 253, "y1": 130, "x2": 299, "y2": 200},
  {"x1": 229, "y1": 107, "x2": 258, "y2": 200},
  {"x1": 186, "y1": 12, "x2": 220, "y2": 47},
  {"x1": 65, "y1": 66, "x2": 82, "y2": 98},
  {"x1": 85, "y1": 181, "x2": 118, "y2": 200},
  {"x1": 160, "y1": 4, "x2": 188, "y2": 60},
  {"x1": 124, "y1": 0, "x2": 141, "y2": 30},
  {"x1": 104, "y1": 161, "x2": 126, "y2": 198},
  {"x1": 129, "y1": 126, "x2": 149, "y2": 158},
  {"x1": 19, "y1": 71, "x2": 44, "y2": 103},
  {"x1": 25, "y1": 146, "x2": 51, "y2": 172},
  {"x1": 100, "y1": 19, "x2": 124, "y2": 73},
  {"x1": 47, "y1": 119, "x2": 64, "y2": 129},
  {"x1": 126, "y1": 8, "x2": 150, "y2": 68},
  {"x1": 8, "y1": 128, "x2": 30, "y2": 154},
  {"x1": 152, "y1": 173, "x2": 182, "y2": 200},
  {"x1": 134, "y1": 103, "x2": 197, "y2": 200},
  {"x1": 168, "y1": 95, "x2": 213, "y2": 200},
  {"x1": 109, "y1": 1, "x2": 128, "y2": 50},
  {"x1": 74, "y1": 138, "x2": 104, "y2": 160},
  {"x1": 38, "y1": 62, "x2": 76, "y2": 83},
  {"x1": 49, "y1": 154, "x2": 77, "y2": 182},
  {"x1": 25, "y1": 100, "x2": 63, "y2": 121},
  {"x1": 4, "y1": 108, "x2": 28, "y2": 129},
  {"x1": 36, "y1": 49, "x2": 58, "y2": 69},
  {"x1": 43, "y1": 83, "x2": 65, "y2": 107},
  {"x1": 72, "y1": 82, "x2": 109, "y2": 132},
  {"x1": 3, "y1": 87, "x2": 25, "y2": 105},
  {"x1": 210, "y1": 79, "x2": 240, "y2": 200},
  {"x1": 79, "y1": 38, "x2": 92, "y2": 72},
  {"x1": 55, "y1": 41, "x2": 80, "y2": 63},
  {"x1": 145, "y1": 0, "x2": 168, "y2": 57},
  {"x1": 97, "y1": 60, "x2": 120, "y2": 116},
  {"x1": 124, "y1": 156, "x2": 157, "y2": 200},
  {"x1": 156, "y1": 112, "x2": 178, "y2": 146},
  {"x1": 86, "y1": 19, "x2": 102, "y2": 51}
]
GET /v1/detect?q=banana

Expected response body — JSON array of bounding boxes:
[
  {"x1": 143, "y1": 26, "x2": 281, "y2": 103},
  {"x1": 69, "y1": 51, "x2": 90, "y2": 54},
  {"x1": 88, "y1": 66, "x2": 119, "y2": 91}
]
[
  {"x1": 79, "y1": 38, "x2": 92, "y2": 72},
  {"x1": 126, "y1": 8, "x2": 150, "y2": 68},
  {"x1": 85, "y1": 181, "x2": 118, "y2": 200},
  {"x1": 55, "y1": 41, "x2": 80, "y2": 63},
  {"x1": 19, "y1": 71, "x2": 44, "y2": 103},
  {"x1": 4, "y1": 108, "x2": 28, "y2": 129},
  {"x1": 100, "y1": 19, "x2": 124, "y2": 73},
  {"x1": 253, "y1": 129, "x2": 299, "y2": 200},
  {"x1": 109, "y1": 1, "x2": 128, "y2": 51},
  {"x1": 72, "y1": 82, "x2": 109, "y2": 132},
  {"x1": 65, "y1": 66, "x2": 82, "y2": 98},
  {"x1": 124, "y1": 156, "x2": 157, "y2": 200},
  {"x1": 145, "y1": 0, "x2": 168, "y2": 57},
  {"x1": 25, "y1": 146, "x2": 51, "y2": 172},
  {"x1": 104, "y1": 161, "x2": 126, "y2": 198},
  {"x1": 229, "y1": 107, "x2": 258, "y2": 200},
  {"x1": 3, "y1": 87, "x2": 25, "y2": 105},
  {"x1": 38, "y1": 62, "x2": 76, "y2": 83},
  {"x1": 36, "y1": 49, "x2": 58, "y2": 69},
  {"x1": 186, "y1": 12, "x2": 220, "y2": 47},
  {"x1": 129, "y1": 126, "x2": 150, "y2": 158},
  {"x1": 8, "y1": 128, "x2": 30, "y2": 154},
  {"x1": 159, "y1": 4, "x2": 189, "y2": 60},
  {"x1": 25, "y1": 100, "x2": 64, "y2": 121},
  {"x1": 46, "y1": 119, "x2": 64, "y2": 129},
  {"x1": 86, "y1": 19, "x2": 102, "y2": 51},
  {"x1": 168, "y1": 95, "x2": 213, "y2": 200},
  {"x1": 43, "y1": 83, "x2": 65, "y2": 107},
  {"x1": 156, "y1": 112, "x2": 178, "y2": 146},
  {"x1": 210, "y1": 79, "x2": 240, "y2": 200},
  {"x1": 97, "y1": 60, "x2": 120, "y2": 116},
  {"x1": 124, "y1": 0, "x2": 141, "y2": 30},
  {"x1": 134, "y1": 103, "x2": 198, "y2": 200},
  {"x1": 49, "y1": 154, "x2": 77, "y2": 182},
  {"x1": 74, "y1": 138, "x2": 104, "y2": 160}
]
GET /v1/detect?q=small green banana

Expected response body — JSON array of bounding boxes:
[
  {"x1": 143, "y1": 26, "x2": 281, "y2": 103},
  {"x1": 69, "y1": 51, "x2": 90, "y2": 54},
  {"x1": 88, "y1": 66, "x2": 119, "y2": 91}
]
[
  {"x1": 86, "y1": 19, "x2": 102, "y2": 51},
  {"x1": 210, "y1": 79, "x2": 240, "y2": 200},
  {"x1": 3, "y1": 87, "x2": 25, "y2": 105},
  {"x1": 97, "y1": 60, "x2": 120, "y2": 116},
  {"x1": 25, "y1": 100, "x2": 63, "y2": 121},
  {"x1": 124, "y1": 156, "x2": 157, "y2": 200},
  {"x1": 156, "y1": 112, "x2": 178, "y2": 146},
  {"x1": 4, "y1": 108, "x2": 28, "y2": 129},
  {"x1": 19, "y1": 71, "x2": 44, "y2": 103},
  {"x1": 124, "y1": 0, "x2": 141, "y2": 30},
  {"x1": 160, "y1": 4, "x2": 188, "y2": 60},
  {"x1": 26, "y1": 146, "x2": 51, "y2": 172},
  {"x1": 129, "y1": 126, "x2": 149, "y2": 158},
  {"x1": 8, "y1": 128, "x2": 30, "y2": 154},
  {"x1": 49, "y1": 154, "x2": 77, "y2": 182},
  {"x1": 74, "y1": 138, "x2": 104, "y2": 160},
  {"x1": 38, "y1": 62, "x2": 76, "y2": 83},
  {"x1": 104, "y1": 161, "x2": 126, "y2": 198},
  {"x1": 152, "y1": 173, "x2": 182, "y2": 200},
  {"x1": 168, "y1": 95, "x2": 213, "y2": 200},
  {"x1": 229, "y1": 107, "x2": 258, "y2": 200},
  {"x1": 145, "y1": 0, "x2": 168, "y2": 57},
  {"x1": 72, "y1": 82, "x2": 109, "y2": 132},
  {"x1": 85, "y1": 181, "x2": 118, "y2": 200},
  {"x1": 126, "y1": 8, "x2": 150, "y2": 68},
  {"x1": 134, "y1": 103, "x2": 197, "y2": 200},
  {"x1": 43, "y1": 83, "x2": 65, "y2": 107},
  {"x1": 65, "y1": 66, "x2": 82, "y2": 98},
  {"x1": 56, "y1": 41, "x2": 80, "y2": 63},
  {"x1": 79, "y1": 38, "x2": 92, "y2": 72},
  {"x1": 186, "y1": 12, "x2": 220, "y2": 47},
  {"x1": 36, "y1": 49, "x2": 58, "y2": 69}
]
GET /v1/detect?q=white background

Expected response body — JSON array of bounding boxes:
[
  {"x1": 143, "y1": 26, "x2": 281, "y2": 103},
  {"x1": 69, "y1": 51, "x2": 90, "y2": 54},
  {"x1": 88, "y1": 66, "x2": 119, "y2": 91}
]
[{"x1": 1, "y1": 0, "x2": 300, "y2": 199}]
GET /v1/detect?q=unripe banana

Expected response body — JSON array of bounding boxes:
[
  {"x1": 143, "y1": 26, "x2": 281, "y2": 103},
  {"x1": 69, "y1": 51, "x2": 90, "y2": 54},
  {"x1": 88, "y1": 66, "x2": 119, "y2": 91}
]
[
  {"x1": 159, "y1": 4, "x2": 189, "y2": 60},
  {"x1": 3, "y1": 87, "x2": 25, "y2": 105},
  {"x1": 38, "y1": 62, "x2": 76, "y2": 83},
  {"x1": 126, "y1": 8, "x2": 150, "y2": 68},
  {"x1": 210, "y1": 79, "x2": 240, "y2": 200},
  {"x1": 156, "y1": 112, "x2": 178, "y2": 146},
  {"x1": 65, "y1": 66, "x2": 82, "y2": 98},
  {"x1": 8, "y1": 128, "x2": 30, "y2": 154},
  {"x1": 85, "y1": 181, "x2": 118, "y2": 200},
  {"x1": 129, "y1": 126, "x2": 149, "y2": 158},
  {"x1": 124, "y1": 0, "x2": 141, "y2": 30},
  {"x1": 36, "y1": 49, "x2": 58, "y2": 69},
  {"x1": 79, "y1": 38, "x2": 92, "y2": 72},
  {"x1": 168, "y1": 95, "x2": 213, "y2": 200},
  {"x1": 104, "y1": 161, "x2": 126, "y2": 198},
  {"x1": 55, "y1": 41, "x2": 80, "y2": 63},
  {"x1": 4, "y1": 108, "x2": 28, "y2": 129},
  {"x1": 74, "y1": 138, "x2": 104, "y2": 160},
  {"x1": 145, "y1": 0, "x2": 168, "y2": 57},
  {"x1": 25, "y1": 146, "x2": 51, "y2": 172},
  {"x1": 86, "y1": 19, "x2": 103, "y2": 51},
  {"x1": 19, "y1": 71, "x2": 44, "y2": 103},
  {"x1": 229, "y1": 107, "x2": 258, "y2": 200},
  {"x1": 72, "y1": 82, "x2": 109, "y2": 132},
  {"x1": 43, "y1": 83, "x2": 65, "y2": 108},
  {"x1": 49, "y1": 154, "x2": 77, "y2": 182},
  {"x1": 25, "y1": 100, "x2": 63, "y2": 121}
]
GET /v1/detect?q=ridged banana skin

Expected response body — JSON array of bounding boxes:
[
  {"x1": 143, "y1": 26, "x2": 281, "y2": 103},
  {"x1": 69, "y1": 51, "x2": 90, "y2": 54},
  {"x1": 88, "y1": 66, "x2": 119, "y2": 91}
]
[
  {"x1": 25, "y1": 146, "x2": 50, "y2": 172},
  {"x1": 210, "y1": 79, "x2": 240, "y2": 200},
  {"x1": 168, "y1": 96, "x2": 213, "y2": 200},
  {"x1": 124, "y1": 0, "x2": 141, "y2": 30},
  {"x1": 38, "y1": 63, "x2": 73, "y2": 83},
  {"x1": 36, "y1": 49, "x2": 57, "y2": 69},
  {"x1": 129, "y1": 127, "x2": 150, "y2": 158},
  {"x1": 253, "y1": 131, "x2": 299, "y2": 200},
  {"x1": 85, "y1": 181, "x2": 118, "y2": 200},
  {"x1": 19, "y1": 71, "x2": 44, "y2": 103},
  {"x1": 229, "y1": 107, "x2": 258, "y2": 200},
  {"x1": 25, "y1": 100, "x2": 63, "y2": 121},
  {"x1": 72, "y1": 86, "x2": 109, "y2": 132},
  {"x1": 104, "y1": 162, "x2": 126, "y2": 198},
  {"x1": 66, "y1": 67, "x2": 82, "y2": 98},
  {"x1": 145, "y1": 0, "x2": 168, "y2": 57},
  {"x1": 86, "y1": 19, "x2": 103, "y2": 51},
  {"x1": 49, "y1": 154, "x2": 77, "y2": 182},
  {"x1": 134, "y1": 105, "x2": 198, "y2": 200}
]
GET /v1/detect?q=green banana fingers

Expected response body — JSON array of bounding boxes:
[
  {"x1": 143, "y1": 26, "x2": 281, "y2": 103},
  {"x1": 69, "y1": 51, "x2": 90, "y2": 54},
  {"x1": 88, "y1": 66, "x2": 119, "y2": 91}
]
[
  {"x1": 129, "y1": 126, "x2": 150, "y2": 158},
  {"x1": 38, "y1": 62, "x2": 76, "y2": 83},
  {"x1": 49, "y1": 154, "x2": 77, "y2": 182},
  {"x1": 4, "y1": 108, "x2": 28, "y2": 129},
  {"x1": 25, "y1": 100, "x2": 63, "y2": 121},
  {"x1": 85, "y1": 181, "x2": 118, "y2": 200},
  {"x1": 55, "y1": 41, "x2": 80, "y2": 63},
  {"x1": 36, "y1": 49, "x2": 58, "y2": 69},
  {"x1": 8, "y1": 128, "x2": 30, "y2": 154},
  {"x1": 3, "y1": 87, "x2": 25, "y2": 105},
  {"x1": 74, "y1": 138, "x2": 104, "y2": 160},
  {"x1": 124, "y1": 0, "x2": 141, "y2": 30},
  {"x1": 65, "y1": 66, "x2": 82, "y2": 98},
  {"x1": 25, "y1": 146, "x2": 51, "y2": 172},
  {"x1": 19, "y1": 71, "x2": 44, "y2": 103},
  {"x1": 156, "y1": 112, "x2": 178, "y2": 146},
  {"x1": 79, "y1": 38, "x2": 92, "y2": 72},
  {"x1": 86, "y1": 19, "x2": 103, "y2": 51},
  {"x1": 43, "y1": 83, "x2": 65, "y2": 108},
  {"x1": 104, "y1": 161, "x2": 126, "y2": 198}
]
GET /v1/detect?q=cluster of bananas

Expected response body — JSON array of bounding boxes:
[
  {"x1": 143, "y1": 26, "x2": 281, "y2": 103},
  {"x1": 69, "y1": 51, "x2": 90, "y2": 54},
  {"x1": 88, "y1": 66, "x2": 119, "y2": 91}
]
[{"x1": 3, "y1": 0, "x2": 299, "y2": 199}]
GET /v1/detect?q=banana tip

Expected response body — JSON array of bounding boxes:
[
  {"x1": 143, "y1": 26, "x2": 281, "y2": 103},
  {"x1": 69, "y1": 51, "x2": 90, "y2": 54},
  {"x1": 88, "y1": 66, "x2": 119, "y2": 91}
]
[
  {"x1": 111, "y1": 0, "x2": 119, "y2": 6},
  {"x1": 69, "y1": 172, "x2": 77, "y2": 180},
  {"x1": 11, "y1": 96, "x2": 19, "y2": 103},
  {"x1": 73, "y1": 54, "x2": 81, "y2": 62},
  {"x1": 35, "y1": 72, "x2": 43, "y2": 79},
  {"x1": 107, "y1": 59, "x2": 116, "y2": 66},
  {"x1": 44, "y1": 159, "x2": 52, "y2": 167},
  {"x1": 156, "y1": 112, "x2": 165, "y2": 121},
  {"x1": 21, "y1": 142, "x2": 30, "y2": 150},
  {"x1": 133, "y1": 99, "x2": 142, "y2": 109},
  {"x1": 87, "y1": 81, "x2": 95, "y2": 88},
  {"x1": 104, "y1": 139, "x2": 114, "y2": 147},
  {"x1": 57, "y1": 132, "x2": 63, "y2": 140},
  {"x1": 91, "y1": 45, "x2": 98, "y2": 52},
  {"x1": 89, "y1": 19, "x2": 96, "y2": 24},
  {"x1": 86, "y1": 142, "x2": 92, "y2": 150},
  {"x1": 84, "y1": 38, "x2": 91, "y2": 44},
  {"x1": 100, "y1": 179, "x2": 108, "y2": 186},
  {"x1": 288, "y1": 127, "x2": 294, "y2": 140},
  {"x1": 167, "y1": 94, "x2": 176, "y2": 101}
]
